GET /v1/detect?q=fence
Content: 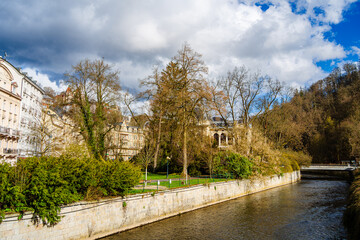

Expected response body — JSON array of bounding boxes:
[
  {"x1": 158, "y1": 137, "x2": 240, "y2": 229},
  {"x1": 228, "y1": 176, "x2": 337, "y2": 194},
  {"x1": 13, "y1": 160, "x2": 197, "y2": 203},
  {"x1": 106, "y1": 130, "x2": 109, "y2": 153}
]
[{"x1": 137, "y1": 174, "x2": 235, "y2": 192}]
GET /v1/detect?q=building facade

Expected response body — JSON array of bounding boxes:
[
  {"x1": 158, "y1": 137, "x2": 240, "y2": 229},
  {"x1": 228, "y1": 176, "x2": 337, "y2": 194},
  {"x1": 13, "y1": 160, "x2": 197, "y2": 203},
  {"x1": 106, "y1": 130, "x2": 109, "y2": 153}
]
[
  {"x1": 18, "y1": 73, "x2": 44, "y2": 157},
  {"x1": 108, "y1": 121, "x2": 145, "y2": 160},
  {"x1": 38, "y1": 108, "x2": 82, "y2": 156},
  {"x1": 0, "y1": 58, "x2": 23, "y2": 164}
]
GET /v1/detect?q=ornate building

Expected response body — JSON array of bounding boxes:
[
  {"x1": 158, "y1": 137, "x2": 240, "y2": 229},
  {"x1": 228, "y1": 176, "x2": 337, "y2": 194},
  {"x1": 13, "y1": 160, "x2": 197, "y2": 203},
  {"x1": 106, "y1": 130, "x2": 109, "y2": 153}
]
[
  {"x1": 107, "y1": 120, "x2": 146, "y2": 160},
  {"x1": 0, "y1": 58, "x2": 23, "y2": 164},
  {"x1": 0, "y1": 57, "x2": 45, "y2": 162}
]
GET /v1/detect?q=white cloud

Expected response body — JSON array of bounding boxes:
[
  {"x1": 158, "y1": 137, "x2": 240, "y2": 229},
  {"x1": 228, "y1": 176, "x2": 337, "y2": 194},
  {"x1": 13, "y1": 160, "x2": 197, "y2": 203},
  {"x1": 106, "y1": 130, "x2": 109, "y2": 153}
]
[
  {"x1": 295, "y1": 0, "x2": 357, "y2": 24},
  {"x1": 0, "y1": 0, "x2": 356, "y2": 90},
  {"x1": 22, "y1": 68, "x2": 67, "y2": 93},
  {"x1": 352, "y1": 46, "x2": 360, "y2": 56}
]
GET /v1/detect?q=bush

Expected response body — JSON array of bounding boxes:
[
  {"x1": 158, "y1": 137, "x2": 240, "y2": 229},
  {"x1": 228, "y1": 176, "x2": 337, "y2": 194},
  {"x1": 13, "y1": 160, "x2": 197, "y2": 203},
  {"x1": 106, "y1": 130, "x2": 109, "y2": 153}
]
[
  {"x1": 279, "y1": 150, "x2": 310, "y2": 173},
  {"x1": 100, "y1": 161, "x2": 141, "y2": 196},
  {"x1": 0, "y1": 155, "x2": 141, "y2": 226},
  {"x1": 213, "y1": 152, "x2": 253, "y2": 179},
  {"x1": 17, "y1": 157, "x2": 81, "y2": 225},
  {"x1": 0, "y1": 163, "x2": 28, "y2": 223}
]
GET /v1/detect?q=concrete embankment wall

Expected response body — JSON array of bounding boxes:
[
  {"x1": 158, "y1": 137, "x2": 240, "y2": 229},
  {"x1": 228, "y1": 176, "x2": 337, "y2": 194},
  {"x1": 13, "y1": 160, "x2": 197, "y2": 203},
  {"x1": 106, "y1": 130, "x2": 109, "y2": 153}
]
[{"x1": 0, "y1": 171, "x2": 300, "y2": 240}]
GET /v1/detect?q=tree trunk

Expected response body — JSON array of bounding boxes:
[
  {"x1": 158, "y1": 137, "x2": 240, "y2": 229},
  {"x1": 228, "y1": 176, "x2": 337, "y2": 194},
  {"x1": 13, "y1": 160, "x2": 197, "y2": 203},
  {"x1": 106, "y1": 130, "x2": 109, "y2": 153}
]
[
  {"x1": 145, "y1": 165, "x2": 148, "y2": 187},
  {"x1": 153, "y1": 113, "x2": 162, "y2": 169},
  {"x1": 246, "y1": 126, "x2": 252, "y2": 156},
  {"x1": 182, "y1": 126, "x2": 188, "y2": 182}
]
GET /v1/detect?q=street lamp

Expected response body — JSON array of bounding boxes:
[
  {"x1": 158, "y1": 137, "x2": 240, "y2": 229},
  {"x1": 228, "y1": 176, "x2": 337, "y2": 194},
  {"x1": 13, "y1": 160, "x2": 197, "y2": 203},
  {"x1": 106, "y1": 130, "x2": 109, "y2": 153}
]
[{"x1": 166, "y1": 156, "x2": 170, "y2": 179}]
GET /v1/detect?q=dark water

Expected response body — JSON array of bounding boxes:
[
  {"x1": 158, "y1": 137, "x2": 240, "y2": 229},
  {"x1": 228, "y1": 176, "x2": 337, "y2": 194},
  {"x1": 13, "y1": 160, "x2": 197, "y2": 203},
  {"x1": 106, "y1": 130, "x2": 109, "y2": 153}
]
[{"x1": 102, "y1": 179, "x2": 349, "y2": 240}]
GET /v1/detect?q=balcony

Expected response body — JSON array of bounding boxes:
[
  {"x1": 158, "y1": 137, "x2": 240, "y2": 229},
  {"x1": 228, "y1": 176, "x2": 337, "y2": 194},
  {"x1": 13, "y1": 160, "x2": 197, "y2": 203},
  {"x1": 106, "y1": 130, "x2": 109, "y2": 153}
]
[
  {"x1": 0, "y1": 127, "x2": 20, "y2": 139},
  {"x1": 3, "y1": 148, "x2": 17, "y2": 154},
  {"x1": 11, "y1": 129, "x2": 20, "y2": 137},
  {"x1": 0, "y1": 126, "x2": 10, "y2": 137}
]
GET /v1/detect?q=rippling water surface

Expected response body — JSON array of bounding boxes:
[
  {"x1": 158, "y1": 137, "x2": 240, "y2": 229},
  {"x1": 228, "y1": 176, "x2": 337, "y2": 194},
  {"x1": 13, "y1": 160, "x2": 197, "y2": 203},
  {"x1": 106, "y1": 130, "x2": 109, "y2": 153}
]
[{"x1": 102, "y1": 179, "x2": 349, "y2": 240}]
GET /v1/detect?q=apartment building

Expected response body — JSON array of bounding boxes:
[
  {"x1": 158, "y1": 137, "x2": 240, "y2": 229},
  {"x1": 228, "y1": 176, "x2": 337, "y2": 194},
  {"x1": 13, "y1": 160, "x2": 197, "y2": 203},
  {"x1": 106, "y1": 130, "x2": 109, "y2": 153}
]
[
  {"x1": 18, "y1": 72, "x2": 45, "y2": 157},
  {"x1": 108, "y1": 120, "x2": 145, "y2": 160},
  {"x1": 0, "y1": 58, "x2": 23, "y2": 164}
]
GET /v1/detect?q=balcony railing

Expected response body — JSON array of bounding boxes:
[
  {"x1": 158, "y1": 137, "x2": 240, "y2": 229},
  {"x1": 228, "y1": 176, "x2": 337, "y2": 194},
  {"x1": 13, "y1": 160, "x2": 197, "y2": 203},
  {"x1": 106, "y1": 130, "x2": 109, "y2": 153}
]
[
  {"x1": 0, "y1": 126, "x2": 10, "y2": 134},
  {"x1": 3, "y1": 148, "x2": 18, "y2": 154},
  {"x1": 12, "y1": 129, "x2": 20, "y2": 136}
]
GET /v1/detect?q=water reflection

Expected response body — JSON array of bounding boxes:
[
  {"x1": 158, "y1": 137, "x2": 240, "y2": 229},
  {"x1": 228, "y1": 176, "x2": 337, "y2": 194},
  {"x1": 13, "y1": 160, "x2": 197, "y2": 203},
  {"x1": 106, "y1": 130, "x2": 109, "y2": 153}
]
[{"x1": 101, "y1": 180, "x2": 349, "y2": 240}]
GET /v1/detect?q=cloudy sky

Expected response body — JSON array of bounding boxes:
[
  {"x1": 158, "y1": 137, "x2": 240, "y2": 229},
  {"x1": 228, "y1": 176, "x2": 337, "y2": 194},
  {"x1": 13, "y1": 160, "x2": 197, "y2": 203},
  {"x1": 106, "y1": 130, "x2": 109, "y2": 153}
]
[{"x1": 1, "y1": 0, "x2": 359, "y2": 93}]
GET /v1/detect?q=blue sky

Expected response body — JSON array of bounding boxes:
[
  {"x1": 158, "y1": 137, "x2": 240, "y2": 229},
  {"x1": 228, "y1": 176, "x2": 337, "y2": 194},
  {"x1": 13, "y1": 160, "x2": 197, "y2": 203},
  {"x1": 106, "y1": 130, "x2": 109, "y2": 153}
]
[
  {"x1": 0, "y1": 0, "x2": 359, "y2": 93},
  {"x1": 318, "y1": 1, "x2": 360, "y2": 71}
]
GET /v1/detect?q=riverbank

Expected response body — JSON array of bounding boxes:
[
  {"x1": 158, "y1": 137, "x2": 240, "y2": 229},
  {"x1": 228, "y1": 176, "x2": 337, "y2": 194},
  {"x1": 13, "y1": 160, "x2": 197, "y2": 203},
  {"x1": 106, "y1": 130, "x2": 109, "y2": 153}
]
[
  {"x1": 104, "y1": 179, "x2": 349, "y2": 240},
  {"x1": 344, "y1": 170, "x2": 360, "y2": 239},
  {"x1": 0, "y1": 171, "x2": 300, "y2": 240}
]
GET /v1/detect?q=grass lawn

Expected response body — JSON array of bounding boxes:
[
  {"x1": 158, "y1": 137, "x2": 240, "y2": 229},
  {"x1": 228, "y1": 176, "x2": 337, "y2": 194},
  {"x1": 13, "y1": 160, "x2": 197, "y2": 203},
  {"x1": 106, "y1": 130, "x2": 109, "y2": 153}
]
[{"x1": 131, "y1": 172, "x2": 234, "y2": 195}]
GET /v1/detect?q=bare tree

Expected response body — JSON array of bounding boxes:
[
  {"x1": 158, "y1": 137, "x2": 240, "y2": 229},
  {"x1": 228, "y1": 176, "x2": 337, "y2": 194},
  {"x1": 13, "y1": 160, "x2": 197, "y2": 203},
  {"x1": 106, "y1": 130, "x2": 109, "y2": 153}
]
[
  {"x1": 65, "y1": 59, "x2": 122, "y2": 160},
  {"x1": 140, "y1": 67, "x2": 164, "y2": 169},
  {"x1": 256, "y1": 77, "x2": 283, "y2": 136},
  {"x1": 169, "y1": 44, "x2": 209, "y2": 180}
]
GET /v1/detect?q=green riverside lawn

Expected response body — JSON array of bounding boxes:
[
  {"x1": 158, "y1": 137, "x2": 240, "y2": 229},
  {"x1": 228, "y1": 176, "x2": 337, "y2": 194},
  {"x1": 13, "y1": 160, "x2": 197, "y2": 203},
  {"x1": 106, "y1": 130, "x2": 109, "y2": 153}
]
[{"x1": 128, "y1": 173, "x2": 232, "y2": 195}]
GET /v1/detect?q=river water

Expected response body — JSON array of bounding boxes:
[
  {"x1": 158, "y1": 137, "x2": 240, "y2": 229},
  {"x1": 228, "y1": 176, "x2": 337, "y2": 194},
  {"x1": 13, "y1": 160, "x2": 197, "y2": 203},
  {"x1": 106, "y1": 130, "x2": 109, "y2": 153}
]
[{"x1": 102, "y1": 179, "x2": 349, "y2": 240}]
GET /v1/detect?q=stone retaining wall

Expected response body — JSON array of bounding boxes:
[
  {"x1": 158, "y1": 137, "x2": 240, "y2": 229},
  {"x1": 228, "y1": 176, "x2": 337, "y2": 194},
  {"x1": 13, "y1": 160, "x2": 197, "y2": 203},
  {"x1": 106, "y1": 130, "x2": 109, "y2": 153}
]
[{"x1": 0, "y1": 171, "x2": 300, "y2": 240}]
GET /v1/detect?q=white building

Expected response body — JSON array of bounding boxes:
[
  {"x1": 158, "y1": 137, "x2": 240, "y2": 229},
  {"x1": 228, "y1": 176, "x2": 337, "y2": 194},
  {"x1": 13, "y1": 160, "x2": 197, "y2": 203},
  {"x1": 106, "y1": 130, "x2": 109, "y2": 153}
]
[{"x1": 18, "y1": 71, "x2": 44, "y2": 158}]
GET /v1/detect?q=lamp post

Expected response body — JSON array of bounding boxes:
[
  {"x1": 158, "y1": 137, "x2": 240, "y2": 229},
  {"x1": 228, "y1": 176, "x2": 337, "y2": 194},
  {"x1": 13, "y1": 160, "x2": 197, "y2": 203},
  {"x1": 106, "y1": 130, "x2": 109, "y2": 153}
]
[{"x1": 166, "y1": 156, "x2": 170, "y2": 179}]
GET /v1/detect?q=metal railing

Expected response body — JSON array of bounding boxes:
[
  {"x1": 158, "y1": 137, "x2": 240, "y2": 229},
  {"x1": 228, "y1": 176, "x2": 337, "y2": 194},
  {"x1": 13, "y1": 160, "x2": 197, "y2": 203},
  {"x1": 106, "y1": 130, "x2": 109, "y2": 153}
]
[
  {"x1": 3, "y1": 148, "x2": 18, "y2": 154},
  {"x1": 135, "y1": 174, "x2": 234, "y2": 192},
  {"x1": 11, "y1": 129, "x2": 20, "y2": 136},
  {"x1": 0, "y1": 126, "x2": 10, "y2": 134}
]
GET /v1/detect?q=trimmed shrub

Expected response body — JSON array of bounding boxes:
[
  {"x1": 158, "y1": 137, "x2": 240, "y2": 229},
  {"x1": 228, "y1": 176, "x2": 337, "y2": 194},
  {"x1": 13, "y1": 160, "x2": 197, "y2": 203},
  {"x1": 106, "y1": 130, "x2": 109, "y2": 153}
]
[{"x1": 0, "y1": 155, "x2": 141, "y2": 226}]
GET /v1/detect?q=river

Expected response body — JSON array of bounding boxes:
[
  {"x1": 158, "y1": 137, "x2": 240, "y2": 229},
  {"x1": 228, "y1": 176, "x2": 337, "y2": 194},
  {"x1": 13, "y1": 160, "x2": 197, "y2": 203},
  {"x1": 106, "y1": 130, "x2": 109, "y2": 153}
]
[{"x1": 101, "y1": 179, "x2": 349, "y2": 240}]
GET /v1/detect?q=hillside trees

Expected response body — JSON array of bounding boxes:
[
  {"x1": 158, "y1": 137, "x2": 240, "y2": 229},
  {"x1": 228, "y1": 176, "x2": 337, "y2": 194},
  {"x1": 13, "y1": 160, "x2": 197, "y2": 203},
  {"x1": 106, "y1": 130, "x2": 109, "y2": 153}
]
[
  {"x1": 65, "y1": 59, "x2": 122, "y2": 160},
  {"x1": 261, "y1": 62, "x2": 360, "y2": 163}
]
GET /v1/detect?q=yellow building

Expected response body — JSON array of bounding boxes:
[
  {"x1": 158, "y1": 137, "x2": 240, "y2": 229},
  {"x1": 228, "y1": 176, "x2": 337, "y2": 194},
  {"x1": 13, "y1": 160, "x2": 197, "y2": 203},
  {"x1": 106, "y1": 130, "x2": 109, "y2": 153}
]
[
  {"x1": 0, "y1": 58, "x2": 22, "y2": 164},
  {"x1": 39, "y1": 108, "x2": 83, "y2": 156},
  {"x1": 107, "y1": 120, "x2": 145, "y2": 160}
]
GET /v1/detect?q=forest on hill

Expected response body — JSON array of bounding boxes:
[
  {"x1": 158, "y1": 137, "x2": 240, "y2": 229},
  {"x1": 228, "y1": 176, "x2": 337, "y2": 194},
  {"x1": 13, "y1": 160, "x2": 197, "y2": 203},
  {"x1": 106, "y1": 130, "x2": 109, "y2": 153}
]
[{"x1": 255, "y1": 62, "x2": 360, "y2": 163}]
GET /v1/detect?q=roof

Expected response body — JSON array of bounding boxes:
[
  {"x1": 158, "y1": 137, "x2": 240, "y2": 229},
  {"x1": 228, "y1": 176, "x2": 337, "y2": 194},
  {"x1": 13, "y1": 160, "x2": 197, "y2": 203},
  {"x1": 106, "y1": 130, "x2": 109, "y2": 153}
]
[{"x1": 0, "y1": 57, "x2": 45, "y2": 95}]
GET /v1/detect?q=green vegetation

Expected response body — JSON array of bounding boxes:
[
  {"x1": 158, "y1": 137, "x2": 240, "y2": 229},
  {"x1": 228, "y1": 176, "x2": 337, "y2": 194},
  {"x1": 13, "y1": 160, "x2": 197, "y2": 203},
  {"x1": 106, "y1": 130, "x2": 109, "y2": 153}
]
[
  {"x1": 213, "y1": 152, "x2": 253, "y2": 179},
  {"x1": 0, "y1": 155, "x2": 141, "y2": 226}
]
